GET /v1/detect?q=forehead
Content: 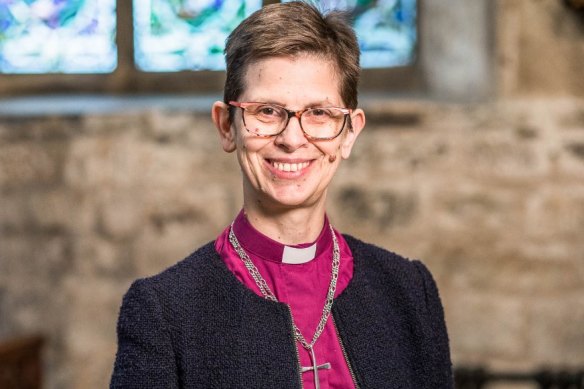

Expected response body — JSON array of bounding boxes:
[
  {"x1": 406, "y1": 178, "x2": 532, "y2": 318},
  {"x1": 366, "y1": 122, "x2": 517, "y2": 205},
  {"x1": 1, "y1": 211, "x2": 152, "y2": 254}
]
[{"x1": 240, "y1": 54, "x2": 342, "y2": 105}]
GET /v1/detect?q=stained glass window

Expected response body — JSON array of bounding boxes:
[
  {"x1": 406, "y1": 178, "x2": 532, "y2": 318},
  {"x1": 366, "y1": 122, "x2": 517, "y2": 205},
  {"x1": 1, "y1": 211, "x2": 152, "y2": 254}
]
[
  {"x1": 285, "y1": 0, "x2": 417, "y2": 69},
  {"x1": 0, "y1": 0, "x2": 117, "y2": 74},
  {"x1": 0, "y1": 0, "x2": 416, "y2": 76},
  {"x1": 133, "y1": 0, "x2": 262, "y2": 72},
  {"x1": 135, "y1": 0, "x2": 415, "y2": 72}
]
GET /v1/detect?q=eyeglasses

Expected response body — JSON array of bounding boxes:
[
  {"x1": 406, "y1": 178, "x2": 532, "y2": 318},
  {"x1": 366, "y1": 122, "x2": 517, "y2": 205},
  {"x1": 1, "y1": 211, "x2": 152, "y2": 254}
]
[{"x1": 229, "y1": 101, "x2": 351, "y2": 140}]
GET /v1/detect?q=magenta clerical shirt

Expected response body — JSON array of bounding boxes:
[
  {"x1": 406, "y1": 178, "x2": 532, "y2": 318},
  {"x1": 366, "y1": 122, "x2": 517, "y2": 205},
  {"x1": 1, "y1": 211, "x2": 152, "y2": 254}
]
[{"x1": 215, "y1": 210, "x2": 356, "y2": 389}]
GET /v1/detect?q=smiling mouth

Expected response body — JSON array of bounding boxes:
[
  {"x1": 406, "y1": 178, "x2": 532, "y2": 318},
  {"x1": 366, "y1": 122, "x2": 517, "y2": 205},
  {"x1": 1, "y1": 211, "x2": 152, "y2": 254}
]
[{"x1": 269, "y1": 160, "x2": 311, "y2": 172}]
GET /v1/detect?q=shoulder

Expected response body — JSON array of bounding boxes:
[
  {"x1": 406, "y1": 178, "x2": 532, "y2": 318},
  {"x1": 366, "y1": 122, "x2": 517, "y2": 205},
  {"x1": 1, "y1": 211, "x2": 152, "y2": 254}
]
[
  {"x1": 116, "y1": 240, "x2": 252, "y2": 342},
  {"x1": 121, "y1": 241, "x2": 232, "y2": 312},
  {"x1": 139, "y1": 241, "x2": 220, "y2": 286},
  {"x1": 343, "y1": 234, "x2": 426, "y2": 274},
  {"x1": 342, "y1": 234, "x2": 440, "y2": 309}
]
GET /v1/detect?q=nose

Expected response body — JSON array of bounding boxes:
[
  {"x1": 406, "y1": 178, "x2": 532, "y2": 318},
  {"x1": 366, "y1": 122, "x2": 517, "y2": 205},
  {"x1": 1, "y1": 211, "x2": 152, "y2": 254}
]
[{"x1": 274, "y1": 115, "x2": 308, "y2": 151}]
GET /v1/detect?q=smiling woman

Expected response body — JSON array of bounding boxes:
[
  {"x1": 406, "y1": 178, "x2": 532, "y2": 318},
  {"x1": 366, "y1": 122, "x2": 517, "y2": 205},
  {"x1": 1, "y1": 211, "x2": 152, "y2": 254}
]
[
  {"x1": 214, "y1": 55, "x2": 364, "y2": 217},
  {"x1": 110, "y1": 2, "x2": 452, "y2": 389}
]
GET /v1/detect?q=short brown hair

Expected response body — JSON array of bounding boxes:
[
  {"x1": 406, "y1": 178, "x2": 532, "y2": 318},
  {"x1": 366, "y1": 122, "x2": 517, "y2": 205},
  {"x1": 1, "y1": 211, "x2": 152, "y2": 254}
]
[{"x1": 223, "y1": 1, "x2": 360, "y2": 113}]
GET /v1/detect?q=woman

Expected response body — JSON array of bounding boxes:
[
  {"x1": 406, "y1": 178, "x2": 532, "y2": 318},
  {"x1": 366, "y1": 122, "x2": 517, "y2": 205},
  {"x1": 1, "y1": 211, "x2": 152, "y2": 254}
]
[{"x1": 110, "y1": 2, "x2": 453, "y2": 388}]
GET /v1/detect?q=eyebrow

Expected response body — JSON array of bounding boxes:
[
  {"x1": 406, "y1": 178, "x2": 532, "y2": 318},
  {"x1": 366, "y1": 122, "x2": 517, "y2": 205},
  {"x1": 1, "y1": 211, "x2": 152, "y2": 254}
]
[{"x1": 243, "y1": 99, "x2": 342, "y2": 108}]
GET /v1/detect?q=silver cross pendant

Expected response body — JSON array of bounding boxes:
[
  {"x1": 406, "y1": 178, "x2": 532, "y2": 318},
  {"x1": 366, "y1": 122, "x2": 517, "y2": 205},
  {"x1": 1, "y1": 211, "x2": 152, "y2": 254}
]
[{"x1": 300, "y1": 346, "x2": 331, "y2": 389}]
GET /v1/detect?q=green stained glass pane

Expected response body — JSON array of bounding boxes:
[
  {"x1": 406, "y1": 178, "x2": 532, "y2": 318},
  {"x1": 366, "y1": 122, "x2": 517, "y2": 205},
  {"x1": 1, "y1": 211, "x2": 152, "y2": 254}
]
[
  {"x1": 0, "y1": 0, "x2": 117, "y2": 74},
  {"x1": 134, "y1": 0, "x2": 262, "y2": 72},
  {"x1": 284, "y1": 0, "x2": 417, "y2": 68}
]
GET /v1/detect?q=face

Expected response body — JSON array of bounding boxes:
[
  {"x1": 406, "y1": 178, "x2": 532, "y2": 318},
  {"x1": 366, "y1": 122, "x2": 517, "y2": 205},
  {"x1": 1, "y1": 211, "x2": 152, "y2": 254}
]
[{"x1": 213, "y1": 55, "x2": 365, "y2": 212}]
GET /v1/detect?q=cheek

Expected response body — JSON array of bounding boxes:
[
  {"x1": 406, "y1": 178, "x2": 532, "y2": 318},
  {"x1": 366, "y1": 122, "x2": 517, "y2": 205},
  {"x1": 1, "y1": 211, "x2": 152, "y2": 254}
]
[{"x1": 315, "y1": 141, "x2": 342, "y2": 160}]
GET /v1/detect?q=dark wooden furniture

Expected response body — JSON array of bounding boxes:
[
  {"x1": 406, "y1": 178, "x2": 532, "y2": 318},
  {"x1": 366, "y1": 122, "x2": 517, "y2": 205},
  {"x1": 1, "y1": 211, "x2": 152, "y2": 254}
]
[{"x1": 0, "y1": 335, "x2": 44, "y2": 389}]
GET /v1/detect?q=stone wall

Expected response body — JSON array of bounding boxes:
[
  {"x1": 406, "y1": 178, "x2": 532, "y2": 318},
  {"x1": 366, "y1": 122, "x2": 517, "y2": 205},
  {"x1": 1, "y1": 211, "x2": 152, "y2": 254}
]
[
  {"x1": 1, "y1": 1, "x2": 584, "y2": 388},
  {"x1": 1, "y1": 98, "x2": 583, "y2": 388}
]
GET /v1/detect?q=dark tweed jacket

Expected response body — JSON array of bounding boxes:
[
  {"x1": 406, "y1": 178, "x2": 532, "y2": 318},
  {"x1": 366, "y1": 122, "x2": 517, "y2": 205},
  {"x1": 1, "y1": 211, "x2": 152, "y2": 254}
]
[{"x1": 110, "y1": 235, "x2": 453, "y2": 388}]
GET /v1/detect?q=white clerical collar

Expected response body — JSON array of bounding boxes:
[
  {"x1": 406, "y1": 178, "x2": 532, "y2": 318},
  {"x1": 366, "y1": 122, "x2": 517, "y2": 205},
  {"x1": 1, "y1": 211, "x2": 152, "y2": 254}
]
[{"x1": 282, "y1": 243, "x2": 318, "y2": 264}]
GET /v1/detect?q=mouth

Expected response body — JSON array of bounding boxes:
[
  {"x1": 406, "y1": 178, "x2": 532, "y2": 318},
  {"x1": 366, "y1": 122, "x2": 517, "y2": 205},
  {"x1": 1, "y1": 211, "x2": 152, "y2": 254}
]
[{"x1": 267, "y1": 160, "x2": 311, "y2": 173}]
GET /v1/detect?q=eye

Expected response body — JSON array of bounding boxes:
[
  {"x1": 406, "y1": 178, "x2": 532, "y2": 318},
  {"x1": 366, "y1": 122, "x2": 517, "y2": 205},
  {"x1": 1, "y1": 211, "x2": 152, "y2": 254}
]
[
  {"x1": 248, "y1": 104, "x2": 283, "y2": 124},
  {"x1": 310, "y1": 108, "x2": 331, "y2": 117},
  {"x1": 259, "y1": 107, "x2": 274, "y2": 115},
  {"x1": 256, "y1": 105, "x2": 280, "y2": 117}
]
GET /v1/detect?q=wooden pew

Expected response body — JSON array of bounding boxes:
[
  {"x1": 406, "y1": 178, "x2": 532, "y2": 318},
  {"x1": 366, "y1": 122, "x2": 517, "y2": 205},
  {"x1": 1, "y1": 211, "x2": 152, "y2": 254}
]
[{"x1": 0, "y1": 335, "x2": 45, "y2": 389}]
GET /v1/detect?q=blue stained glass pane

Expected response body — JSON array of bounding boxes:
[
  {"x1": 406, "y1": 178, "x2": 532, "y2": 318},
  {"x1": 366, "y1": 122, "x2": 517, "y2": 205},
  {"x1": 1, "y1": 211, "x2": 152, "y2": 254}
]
[
  {"x1": 0, "y1": 0, "x2": 117, "y2": 74},
  {"x1": 284, "y1": 0, "x2": 417, "y2": 69},
  {"x1": 134, "y1": 0, "x2": 262, "y2": 72}
]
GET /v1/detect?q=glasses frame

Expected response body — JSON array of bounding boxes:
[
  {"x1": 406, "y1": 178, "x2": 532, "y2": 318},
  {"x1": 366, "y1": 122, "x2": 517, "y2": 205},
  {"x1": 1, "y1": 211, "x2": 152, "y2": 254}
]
[{"x1": 229, "y1": 101, "x2": 352, "y2": 141}]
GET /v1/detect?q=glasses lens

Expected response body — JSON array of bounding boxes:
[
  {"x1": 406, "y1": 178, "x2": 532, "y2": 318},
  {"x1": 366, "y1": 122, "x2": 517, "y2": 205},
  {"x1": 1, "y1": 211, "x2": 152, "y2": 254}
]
[
  {"x1": 242, "y1": 104, "x2": 285, "y2": 136},
  {"x1": 301, "y1": 108, "x2": 346, "y2": 139}
]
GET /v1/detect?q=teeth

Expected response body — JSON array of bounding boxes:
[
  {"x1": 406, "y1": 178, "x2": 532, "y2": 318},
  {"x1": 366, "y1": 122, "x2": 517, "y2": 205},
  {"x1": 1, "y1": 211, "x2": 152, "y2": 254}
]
[{"x1": 272, "y1": 161, "x2": 309, "y2": 172}]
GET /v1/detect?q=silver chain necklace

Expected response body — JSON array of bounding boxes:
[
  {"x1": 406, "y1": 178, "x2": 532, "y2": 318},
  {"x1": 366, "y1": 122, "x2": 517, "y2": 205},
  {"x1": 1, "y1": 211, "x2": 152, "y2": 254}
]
[{"x1": 228, "y1": 222, "x2": 341, "y2": 388}]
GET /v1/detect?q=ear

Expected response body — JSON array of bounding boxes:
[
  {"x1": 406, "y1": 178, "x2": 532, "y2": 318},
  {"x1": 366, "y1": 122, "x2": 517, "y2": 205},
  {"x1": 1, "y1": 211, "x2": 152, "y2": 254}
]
[
  {"x1": 340, "y1": 108, "x2": 365, "y2": 159},
  {"x1": 212, "y1": 101, "x2": 236, "y2": 153}
]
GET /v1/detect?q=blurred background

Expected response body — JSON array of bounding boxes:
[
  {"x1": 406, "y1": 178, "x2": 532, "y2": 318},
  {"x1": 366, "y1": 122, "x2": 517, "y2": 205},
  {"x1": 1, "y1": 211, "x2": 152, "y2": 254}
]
[{"x1": 0, "y1": 0, "x2": 583, "y2": 388}]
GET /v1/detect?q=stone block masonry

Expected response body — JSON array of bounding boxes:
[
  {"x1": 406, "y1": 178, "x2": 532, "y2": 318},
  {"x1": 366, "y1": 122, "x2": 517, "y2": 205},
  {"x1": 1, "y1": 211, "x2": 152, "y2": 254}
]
[{"x1": 1, "y1": 99, "x2": 584, "y2": 389}]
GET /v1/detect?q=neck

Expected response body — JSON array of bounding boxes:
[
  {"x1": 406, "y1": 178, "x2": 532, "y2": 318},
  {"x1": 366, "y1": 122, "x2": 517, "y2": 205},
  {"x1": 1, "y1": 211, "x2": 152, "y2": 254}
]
[{"x1": 242, "y1": 202, "x2": 327, "y2": 245}]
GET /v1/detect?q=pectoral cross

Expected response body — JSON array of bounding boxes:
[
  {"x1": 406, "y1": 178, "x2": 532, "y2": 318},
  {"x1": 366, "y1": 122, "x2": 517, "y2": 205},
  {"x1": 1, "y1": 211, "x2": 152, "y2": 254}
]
[{"x1": 301, "y1": 346, "x2": 331, "y2": 389}]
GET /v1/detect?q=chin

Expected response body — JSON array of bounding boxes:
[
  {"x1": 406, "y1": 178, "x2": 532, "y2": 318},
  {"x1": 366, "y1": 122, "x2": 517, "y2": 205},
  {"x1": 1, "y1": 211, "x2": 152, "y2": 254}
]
[
  {"x1": 265, "y1": 187, "x2": 324, "y2": 209},
  {"x1": 267, "y1": 195, "x2": 310, "y2": 208}
]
